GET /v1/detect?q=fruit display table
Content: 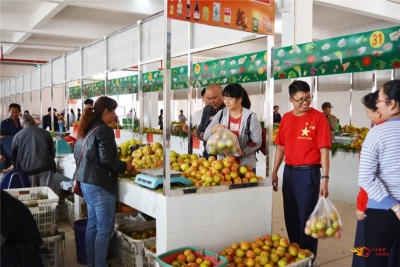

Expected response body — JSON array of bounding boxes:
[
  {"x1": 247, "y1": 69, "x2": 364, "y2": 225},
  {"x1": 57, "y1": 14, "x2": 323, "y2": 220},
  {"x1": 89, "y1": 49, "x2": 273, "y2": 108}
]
[{"x1": 56, "y1": 154, "x2": 273, "y2": 254}]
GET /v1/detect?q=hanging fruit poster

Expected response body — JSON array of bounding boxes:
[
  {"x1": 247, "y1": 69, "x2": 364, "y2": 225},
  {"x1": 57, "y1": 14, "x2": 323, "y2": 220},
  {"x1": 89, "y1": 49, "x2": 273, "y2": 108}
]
[
  {"x1": 192, "y1": 50, "x2": 267, "y2": 87},
  {"x1": 274, "y1": 26, "x2": 400, "y2": 80},
  {"x1": 171, "y1": 65, "x2": 189, "y2": 90},
  {"x1": 69, "y1": 86, "x2": 81, "y2": 100},
  {"x1": 167, "y1": 0, "x2": 275, "y2": 35},
  {"x1": 142, "y1": 71, "x2": 163, "y2": 92},
  {"x1": 82, "y1": 81, "x2": 105, "y2": 99},
  {"x1": 107, "y1": 75, "x2": 138, "y2": 96}
]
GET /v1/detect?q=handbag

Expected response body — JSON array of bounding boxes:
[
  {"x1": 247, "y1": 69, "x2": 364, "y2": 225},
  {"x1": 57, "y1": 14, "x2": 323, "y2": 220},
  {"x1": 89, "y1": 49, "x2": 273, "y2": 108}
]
[{"x1": 72, "y1": 125, "x2": 103, "y2": 197}]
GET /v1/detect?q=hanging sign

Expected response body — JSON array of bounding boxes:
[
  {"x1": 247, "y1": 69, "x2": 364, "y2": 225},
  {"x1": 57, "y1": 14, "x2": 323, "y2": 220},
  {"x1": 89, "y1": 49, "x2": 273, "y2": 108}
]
[
  {"x1": 82, "y1": 81, "x2": 105, "y2": 99},
  {"x1": 167, "y1": 0, "x2": 275, "y2": 35},
  {"x1": 142, "y1": 71, "x2": 164, "y2": 92},
  {"x1": 273, "y1": 26, "x2": 400, "y2": 80},
  {"x1": 108, "y1": 75, "x2": 138, "y2": 96}
]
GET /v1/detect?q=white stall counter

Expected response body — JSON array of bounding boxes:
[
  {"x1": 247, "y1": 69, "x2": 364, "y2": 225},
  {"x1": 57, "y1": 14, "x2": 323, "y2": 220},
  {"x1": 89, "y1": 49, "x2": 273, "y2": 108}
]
[{"x1": 56, "y1": 154, "x2": 273, "y2": 254}]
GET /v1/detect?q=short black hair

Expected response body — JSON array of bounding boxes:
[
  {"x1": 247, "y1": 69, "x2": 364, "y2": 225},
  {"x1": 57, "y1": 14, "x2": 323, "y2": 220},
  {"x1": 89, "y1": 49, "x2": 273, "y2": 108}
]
[
  {"x1": 222, "y1": 83, "x2": 251, "y2": 109},
  {"x1": 289, "y1": 80, "x2": 310, "y2": 97},
  {"x1": 201, "y1": 88, "x2": 206, "y2": 97},
  {"x1": 180, "y1": 110, "x2": 183, "y2": 113},
  {"x1": 47, "y1": 107, "x2": 57, "y2": 112},
  {"x1": 274, "y1": 105, "x2": 279, "y2": 109},
  {"x1": 382, "y1": 79, "x2": 400, "y2": 104},
  {"x1": 84, "y1": 99, "x2": 94, "y2": 105},
  {"x1": 24, "y1": 110, "x2": 30, "y2": 114},
  {"x1": 361, "y1": 91, "x2": 379, "y2": 111},
  {"x1": 9, "y1": 103, "x2": 21, "y2": 111}
]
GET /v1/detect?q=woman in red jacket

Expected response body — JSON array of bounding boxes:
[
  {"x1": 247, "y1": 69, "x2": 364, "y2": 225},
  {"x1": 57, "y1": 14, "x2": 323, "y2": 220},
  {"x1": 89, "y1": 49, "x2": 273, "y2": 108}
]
[{"x1": 352, "y1": 91, "x2": 384, "y2": 266}]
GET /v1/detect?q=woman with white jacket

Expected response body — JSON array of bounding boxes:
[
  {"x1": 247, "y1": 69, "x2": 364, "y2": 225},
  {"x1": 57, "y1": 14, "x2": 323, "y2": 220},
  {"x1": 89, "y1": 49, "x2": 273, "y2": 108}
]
[{"x1": 203, "y1": 83, "x2": 262, "y2": 169}]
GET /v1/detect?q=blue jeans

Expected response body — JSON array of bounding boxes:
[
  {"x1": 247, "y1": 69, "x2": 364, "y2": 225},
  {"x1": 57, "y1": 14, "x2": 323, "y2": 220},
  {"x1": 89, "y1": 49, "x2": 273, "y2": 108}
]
[{"x1": 81, "y1": 183, "x2": 116, "y2": 267}]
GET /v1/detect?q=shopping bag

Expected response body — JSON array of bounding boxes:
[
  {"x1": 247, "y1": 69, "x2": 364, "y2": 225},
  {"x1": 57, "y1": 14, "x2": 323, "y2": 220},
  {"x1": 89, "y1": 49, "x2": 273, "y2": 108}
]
[
  {"x1": 304, "y1": 197, "x2": 343, "y2": 239},
  {"x1": 72, "y1": 180, "x2": 83, "y2": 198},
  {"x1": 206, "y1": 128, "x2": 241, "y2": 157}
]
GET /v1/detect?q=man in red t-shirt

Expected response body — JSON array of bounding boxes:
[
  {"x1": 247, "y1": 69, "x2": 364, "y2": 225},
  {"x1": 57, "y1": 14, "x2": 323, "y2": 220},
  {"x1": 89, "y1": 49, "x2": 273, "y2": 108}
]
[{"x1": 272, "y1": 80, "x2": 331, "y2": 258}]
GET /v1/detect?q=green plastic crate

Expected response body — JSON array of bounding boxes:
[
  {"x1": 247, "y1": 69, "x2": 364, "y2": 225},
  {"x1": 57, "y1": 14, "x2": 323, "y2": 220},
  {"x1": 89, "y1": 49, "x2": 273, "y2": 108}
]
[{"x1": 156, "y1": 246, "x2": 228, "y2": 267}]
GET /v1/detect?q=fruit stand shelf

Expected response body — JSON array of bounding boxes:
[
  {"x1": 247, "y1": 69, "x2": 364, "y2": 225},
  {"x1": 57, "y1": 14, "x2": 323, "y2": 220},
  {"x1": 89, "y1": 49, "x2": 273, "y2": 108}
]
[{"x1": 56, "y1": 155, "x2": 273, "y2": 255}]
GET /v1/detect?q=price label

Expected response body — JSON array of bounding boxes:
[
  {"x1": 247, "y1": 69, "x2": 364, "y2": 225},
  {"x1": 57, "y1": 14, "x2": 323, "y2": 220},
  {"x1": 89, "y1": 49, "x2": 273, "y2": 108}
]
[
  {"x1": 192, "y1": 136, "x2": 200, "y2": 149},
  {"x1": 194, "y1": 63, "x2": 201, "y2": 75},
  {"x1": 369, "y1": 31, "x2": 384, "y2": 48},
  {"x1": 147, "y1": 133, "x2": 153, "y2": 143},
  {"x1": 115, "y1": 129, "x2": 120, "y2": 139}
]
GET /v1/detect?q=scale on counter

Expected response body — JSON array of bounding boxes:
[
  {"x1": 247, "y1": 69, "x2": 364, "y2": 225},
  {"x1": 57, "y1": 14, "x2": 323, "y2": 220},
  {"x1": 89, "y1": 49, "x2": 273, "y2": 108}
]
[{"x1": 134, "y1": 168, "x2": 193, "y2": 189}]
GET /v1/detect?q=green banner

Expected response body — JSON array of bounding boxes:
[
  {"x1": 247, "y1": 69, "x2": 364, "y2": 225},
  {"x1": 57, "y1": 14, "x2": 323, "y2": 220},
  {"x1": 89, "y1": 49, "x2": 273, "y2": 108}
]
[
  {"x1": 107, "y1": 75, "x2": 138, "y2": 96},
  {"x1": 69, "y1": 86, "x2": 81, "y2": 100},
  {"x1": 273, "y1": 26, "x2": 400, "y2": 80},
  {"x1": 172, "y1": 65, "x2": 189, "y2": 90},
  {"x1": 69, "y1": 26, "x2": 400, "y2": 99},
  {"x1": 142, "y1": 71, "x2": 163, "y2": 92},
  {"x1": 82, "y1": 81, "x2": 105, "y2": 99},
  {"x1": 192, "y1": 51, "x2": 268, "y2": 87}
]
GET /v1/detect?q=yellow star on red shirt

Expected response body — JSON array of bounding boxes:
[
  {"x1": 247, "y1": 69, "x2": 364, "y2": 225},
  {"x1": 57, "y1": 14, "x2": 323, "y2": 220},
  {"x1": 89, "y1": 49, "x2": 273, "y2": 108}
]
[{"x1": 302, "y1": 127, "x2": 310, "y2": 136}]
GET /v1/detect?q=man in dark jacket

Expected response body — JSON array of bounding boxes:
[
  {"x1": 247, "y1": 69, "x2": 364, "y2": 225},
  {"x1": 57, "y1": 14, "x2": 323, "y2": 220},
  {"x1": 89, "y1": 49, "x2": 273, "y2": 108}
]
[
  {"x1": 0, "y1": 103, "x2": 23, "y2": 136},
  {"x1": 42, "y1": 107, "x2": 59, "y2": 132},
  {"x1": 196, "y1": 83, "x2": 225, "y2": 158},
  {"x1": 12, "y1": 115, "x2": 56, "y2": 189},
  {"x1": 0, "y1": 130, "x2": 13, "y2": 172},
  {"x1": 1, "y1": 189, "x2": 49, "y2": 267}
]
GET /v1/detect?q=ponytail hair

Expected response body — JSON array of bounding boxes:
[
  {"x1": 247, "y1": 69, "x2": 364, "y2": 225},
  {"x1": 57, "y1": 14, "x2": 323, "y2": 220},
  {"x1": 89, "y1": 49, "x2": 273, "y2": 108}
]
[
  {"x1": 222, "y1": 83, "x2": 251, "y2": 109},
  {"x1": 77, "y1": 96, "x2": 118, "y2": 138}
]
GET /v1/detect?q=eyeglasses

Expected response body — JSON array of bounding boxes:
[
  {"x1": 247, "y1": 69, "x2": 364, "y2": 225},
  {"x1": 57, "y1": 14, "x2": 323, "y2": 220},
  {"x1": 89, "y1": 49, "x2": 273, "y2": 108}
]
[
  {"x1": 291, "y1": 94, "x2": 313, "y2": 104},
  {"x1": 376, "y1": 99, "x2": 391, "y2": 103}
]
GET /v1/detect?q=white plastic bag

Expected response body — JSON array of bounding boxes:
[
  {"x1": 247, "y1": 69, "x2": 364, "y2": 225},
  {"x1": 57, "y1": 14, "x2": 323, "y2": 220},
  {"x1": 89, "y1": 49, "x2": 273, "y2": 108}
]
[
  {"x1": 304, "y1": 197, "x2": 343, "y2": 239},
  {"x1": 206, "y1": 128, "x2": 241, "y2": 157}
]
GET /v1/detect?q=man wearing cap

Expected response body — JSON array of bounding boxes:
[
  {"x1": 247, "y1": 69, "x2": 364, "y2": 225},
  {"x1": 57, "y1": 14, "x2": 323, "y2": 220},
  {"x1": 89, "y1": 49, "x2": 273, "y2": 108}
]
[
  {"x1": 322, "y1": 102, "x2": 338, "y2": 135},
  {"x1": 12, "y1": 115, "x2": 56, "y2": 189}
]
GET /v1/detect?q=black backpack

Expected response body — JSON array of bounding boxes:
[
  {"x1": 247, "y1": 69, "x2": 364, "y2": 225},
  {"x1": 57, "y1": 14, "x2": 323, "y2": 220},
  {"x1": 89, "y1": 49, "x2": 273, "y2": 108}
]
[{"x1": 218, "y1": 111, "x2": 266, "y2": 155}]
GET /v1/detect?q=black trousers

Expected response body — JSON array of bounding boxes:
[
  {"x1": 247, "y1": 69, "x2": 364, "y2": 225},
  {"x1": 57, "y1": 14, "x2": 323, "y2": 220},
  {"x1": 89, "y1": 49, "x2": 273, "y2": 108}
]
[
  {"x1": 364, "y1": 208, "x2": 400, "y2": 267},
  {"x1": 282, "y1": 165, "x2": 320, "y2": 257}
]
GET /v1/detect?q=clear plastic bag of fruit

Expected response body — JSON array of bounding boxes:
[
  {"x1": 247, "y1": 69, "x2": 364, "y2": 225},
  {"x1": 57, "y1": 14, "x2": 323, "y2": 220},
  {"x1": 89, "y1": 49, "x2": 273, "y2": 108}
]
[
  {"x1": 304, "y1": 197, "x2": 343, "y2": 239},
  {"x1": 206, "y1": 128, "x2": 242, "y2": 157}
]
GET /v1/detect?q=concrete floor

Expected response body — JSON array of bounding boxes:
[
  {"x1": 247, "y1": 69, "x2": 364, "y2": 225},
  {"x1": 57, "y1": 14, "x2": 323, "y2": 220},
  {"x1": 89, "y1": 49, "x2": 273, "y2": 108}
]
[{"x1": 58, "y1": 191, "x2": 356, "y2": 267}]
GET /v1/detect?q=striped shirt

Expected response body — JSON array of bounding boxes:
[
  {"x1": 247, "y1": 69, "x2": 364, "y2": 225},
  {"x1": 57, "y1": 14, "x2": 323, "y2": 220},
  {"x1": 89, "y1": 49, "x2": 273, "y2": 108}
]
[{"x1": 358, "y1": 118, "x2": 400, "y2": 210}]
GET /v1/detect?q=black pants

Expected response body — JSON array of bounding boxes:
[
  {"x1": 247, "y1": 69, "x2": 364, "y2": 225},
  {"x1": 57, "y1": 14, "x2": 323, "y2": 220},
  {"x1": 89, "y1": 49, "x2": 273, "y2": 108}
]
[
  {"x1": 352, "y1": 219, "x2": 366, "y2": 267},
  {"x1": 364, "y1": 208, "x2": 400, "y2": 267},
  {"x1": 282, "y1": 165, "x2": 320, "y2": 257}
]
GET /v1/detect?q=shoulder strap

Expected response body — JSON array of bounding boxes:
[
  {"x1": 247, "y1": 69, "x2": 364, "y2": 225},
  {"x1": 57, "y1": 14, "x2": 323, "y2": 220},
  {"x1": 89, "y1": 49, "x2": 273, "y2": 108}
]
[
  {"x1": 76, "y1": 125, "x2": 103, "y2": 168},
  {"x1": 218, "y1": 109, "x2": 224, "y2": 123},
  {"x1": 245, "y1": 114, "x2": 252, "y2": 141}
]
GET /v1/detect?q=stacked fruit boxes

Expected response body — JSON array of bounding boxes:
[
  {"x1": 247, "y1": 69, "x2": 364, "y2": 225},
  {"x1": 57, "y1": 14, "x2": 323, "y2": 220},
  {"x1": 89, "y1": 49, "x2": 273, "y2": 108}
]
[
  {"x1": 116, "y1": 220, "x2": 156, "y2": 267},
  {"x1": 5, "y1": 187, "x2": 58, "y2": 237}
]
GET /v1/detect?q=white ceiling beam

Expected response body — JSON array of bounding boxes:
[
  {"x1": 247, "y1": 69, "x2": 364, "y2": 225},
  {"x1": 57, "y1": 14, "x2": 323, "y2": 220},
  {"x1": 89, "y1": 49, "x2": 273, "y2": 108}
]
[
  {"x1": 64, "y1": 0, "x2": 164, "y2": 15},
  {"x1": 314, "y1": 0, "x2": 400, "y2": 23},
  {"x1": 2, "y1": 2, "x2": 65, "y2": 55},
  {"x1": 0, "y1": 13, "x2": 118, "y2": 40},
  {"x1": 31, "y1": 2, "x2": 66, "y2": 29}
]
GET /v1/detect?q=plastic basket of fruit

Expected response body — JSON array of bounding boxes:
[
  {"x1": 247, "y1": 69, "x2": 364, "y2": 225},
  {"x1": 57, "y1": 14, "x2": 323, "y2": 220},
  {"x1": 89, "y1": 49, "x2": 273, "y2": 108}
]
[
  {"x1": 287, "y1": 253, "x2": 314, "y2": 267},
  {"x1": 65, "y1": 197, "x2": 75, "y2": 227},
  {"x1": 144, "y1": 246, "x2": 157, "y2": 267},
  {"x1": 156, "y1": 246, "x2": 228, "y2": 267},
  {"x1": 116, "y1": 220, "x2": 157, "y2": 267},
  {"x1": 42, "y1": 232, "x2": 65, "y2": 267},
  {"x1": 4, "y1": 187, "x2": 58, "y2": 237}
]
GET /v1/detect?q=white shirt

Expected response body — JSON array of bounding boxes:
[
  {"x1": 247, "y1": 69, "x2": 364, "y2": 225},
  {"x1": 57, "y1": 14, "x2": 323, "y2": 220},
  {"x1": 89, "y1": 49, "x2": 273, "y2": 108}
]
[{"x1": 192, "y1": 108, "x2": 204, "y2": 127}]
